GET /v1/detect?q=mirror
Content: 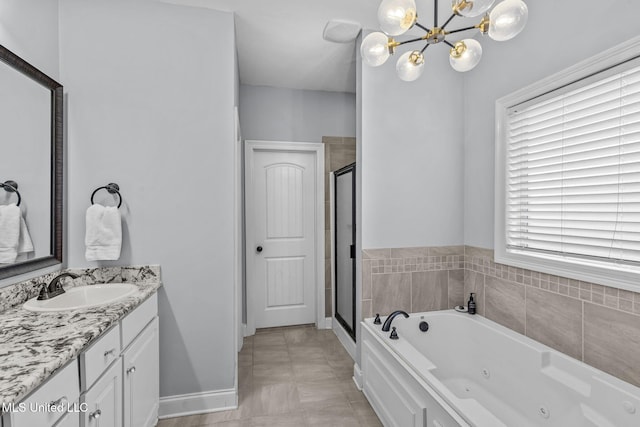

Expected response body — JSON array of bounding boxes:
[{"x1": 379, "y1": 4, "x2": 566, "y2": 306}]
[{"x1": 0, "y1": 44, "x2": 63, "y2": 279}]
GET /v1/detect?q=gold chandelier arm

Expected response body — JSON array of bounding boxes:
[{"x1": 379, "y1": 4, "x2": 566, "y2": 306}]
[
  {"x1": 443, "y1": 40, "x2": 456, "y2": 49},
  {"x1": 419, "y1": 43, "x2": 431, "y2": 55},
  {"x1": 444, "y1": 25, "x2": 479, "y2": 35},
  {"x1": 414, "y1": 22, "x2": 431, "y2": 33},
  {"x1": 441, "y1": 13, "x2": 457, "y2": 30}
]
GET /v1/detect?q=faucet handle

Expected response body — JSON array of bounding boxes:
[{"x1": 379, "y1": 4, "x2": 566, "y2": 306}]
[
  {"x1": 373, "y1": 313, "x2": 381, "y2": 325},
  {"x1": 37, "y1": 284, "x2": 50, "y2": 301},
  {"x1": 390, "y1": 326, "x2": 399, "y2": 340}
]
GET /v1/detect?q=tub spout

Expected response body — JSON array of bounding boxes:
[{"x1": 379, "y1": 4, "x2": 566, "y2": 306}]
[{"x1": 381, "y1": 310, "x2": 409, "y2": 332}]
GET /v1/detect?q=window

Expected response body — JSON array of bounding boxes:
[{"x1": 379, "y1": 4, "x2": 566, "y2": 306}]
[{"x1": 495, "y1": 37, "x2": 640, "y2": 291}]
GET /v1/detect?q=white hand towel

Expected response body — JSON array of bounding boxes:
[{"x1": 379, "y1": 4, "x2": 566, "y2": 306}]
[
  {"x1": 85, "y1": 204, "x2": 122, "y2": 261},
  {"x1": 18, "y1": 215, "x2": 34, "y2": 255},
  {"x1": 0, "y1": 204, "x2": 21, "y2": 263}
]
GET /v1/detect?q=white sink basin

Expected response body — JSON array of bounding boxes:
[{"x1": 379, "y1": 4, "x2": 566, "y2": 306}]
[{"x1": 23, "y1": 283, "x2": 137, "y2": 312}]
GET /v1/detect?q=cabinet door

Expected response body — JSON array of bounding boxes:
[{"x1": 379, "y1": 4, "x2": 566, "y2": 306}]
[
  {"x1": 123, "y1": 317, "x2": 159, "y2": 427},
  {"x1": 82, "y1": 358, "x2": 122, "y2": 427},
  {"x1": 53, "y1": 410, "x2": 79, "y2": 427}
]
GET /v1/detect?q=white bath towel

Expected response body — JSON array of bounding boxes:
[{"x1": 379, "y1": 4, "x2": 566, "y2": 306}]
[
  {"x1": 0, "y1": 204, "x2": 34, "y2": 263},
  {"x1": 85, "y1": 204, "x2": 122, "y2": 261}
]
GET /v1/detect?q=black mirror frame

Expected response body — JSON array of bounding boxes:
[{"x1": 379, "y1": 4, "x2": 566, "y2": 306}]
[{"x1": 0, "y1": 45, "x2": 63, "y2": 279}]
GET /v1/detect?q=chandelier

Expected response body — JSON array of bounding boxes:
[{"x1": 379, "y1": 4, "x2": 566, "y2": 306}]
[{"x1": 361, "y1": 0, "x2": 528, "y2": 80}]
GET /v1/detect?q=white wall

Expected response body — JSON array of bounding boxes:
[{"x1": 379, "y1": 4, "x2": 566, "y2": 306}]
[
  {"x1": 0, "y1": 0, "x2": 59, "y2": 80},
  {"x1": 0, "y1": 0, "x2": 61, "y2": 288},
  {"x1": 361, "y1": 40, "x2": 465, "y2": 249},
  {"x1": 463, "y1": 0, "x2": 640, "y2": 248},
  {"x1": 59, "y1": 0, "x2": 236, "y2": 399},
  {"x1": 239, "y1": 84, "x2": 355, "y2": 142}
]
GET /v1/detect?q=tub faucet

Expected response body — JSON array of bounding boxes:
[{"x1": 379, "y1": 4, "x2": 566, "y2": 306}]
[
  {"x1": 37, "y1": 272, "x2": 79, "y2": 300},
  {"x1": 381, "y1": 310, "x2": 409, "y2": 331}
]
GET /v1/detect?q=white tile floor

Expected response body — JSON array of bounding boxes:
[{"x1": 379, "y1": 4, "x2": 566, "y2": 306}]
[{"x1": 158, "y1": 324, "x2": 381, "y2": 426}]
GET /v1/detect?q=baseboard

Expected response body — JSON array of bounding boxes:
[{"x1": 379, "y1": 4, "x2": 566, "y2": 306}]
[
  {"x1": 353, "y1": 363, "x2": 363, "y2": 390},
  {"x1": 332, "y1": 317, "x2": 356, "y2": 360},
  {"x1": 316, "y1": 317, "x2": 332, "y2": 329},
  {"x1": 323, "y1": 317, "x2": 332, "y2": 329},
  {"x1": 158, "y1": 388, "x2": 237, "y2": 419}
]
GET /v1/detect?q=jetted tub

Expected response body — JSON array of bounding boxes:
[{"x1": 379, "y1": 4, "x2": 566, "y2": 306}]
[{"x1": 361, "y1": 310, "x2": 640, "y2": 427}]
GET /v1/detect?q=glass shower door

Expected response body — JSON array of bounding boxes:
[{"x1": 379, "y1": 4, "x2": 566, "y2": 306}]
[{"x1": 334, "y1": 163, "x2": 356, "y2": 340}]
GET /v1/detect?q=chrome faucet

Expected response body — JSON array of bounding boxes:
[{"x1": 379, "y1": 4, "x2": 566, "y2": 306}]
[
  {"x1": 37, "y1": 272, "x2": 79, "y2": 300},
  {"x1": 381, "y1": 310, "x2": 409, "y2": 332}
]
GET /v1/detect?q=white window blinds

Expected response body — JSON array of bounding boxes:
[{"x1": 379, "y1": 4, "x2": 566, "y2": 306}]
[{"x1": 506, "y1": 59, "x2": 640, "y2": 267}]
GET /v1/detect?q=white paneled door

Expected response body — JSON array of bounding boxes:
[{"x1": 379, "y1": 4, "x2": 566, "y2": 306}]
[{"x1": 246, "y1": 141, "x2": 323, "y2": 331}]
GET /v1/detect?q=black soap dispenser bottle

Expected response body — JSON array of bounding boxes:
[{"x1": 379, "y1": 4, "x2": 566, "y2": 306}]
[{"x1": 467, "y1": 293, "x2": 477, "y2": 315}]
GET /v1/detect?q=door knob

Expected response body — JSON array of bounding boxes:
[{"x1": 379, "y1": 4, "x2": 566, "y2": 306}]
[{"x1": 256, "y1": 246, "x2": 263, "y2": 253}]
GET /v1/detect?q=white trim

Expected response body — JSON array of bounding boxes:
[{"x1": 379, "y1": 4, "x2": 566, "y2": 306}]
[
  {"x1": 233, "y1": 107, "x2": 242, "y2": 363},
  {"x1": 495, "y1": 35, "x2": 640, "y2": 293},
  {"x1": 244, "y1": 140, "x2": 325, "y2": 335},
  {"x1": 330, "y1": 171, "x2": 336, "y2": 322},
  {"x1": 158, "y1": 389, "x2": 237, "y2": 419},
  {"x1": 353, "y1": 363, "x2": 363, "y2": 390},
  {"x1": 322, "y1": 317, "x2": 333, "y2": 329},
  {"x1": 241, "y1": 323, "x2": 248, "y2": 338},
  {"x1": 332, "y1": 317, "x2": 356, "y2": 360}
]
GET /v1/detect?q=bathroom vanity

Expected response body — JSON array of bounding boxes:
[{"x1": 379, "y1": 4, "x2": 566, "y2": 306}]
[{"x1": 0, "y1": 266, "x2": 161, "y2": 427}]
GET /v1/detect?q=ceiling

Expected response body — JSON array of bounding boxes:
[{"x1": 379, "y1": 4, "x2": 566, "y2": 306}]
[{"x1": 163, "y1": 0, "x2": 476, "y2": 94}]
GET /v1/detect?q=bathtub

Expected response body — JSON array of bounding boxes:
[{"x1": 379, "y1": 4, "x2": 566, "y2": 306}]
[{"x1": 361, "y1": 310, "x2": 640, "y2": 427}]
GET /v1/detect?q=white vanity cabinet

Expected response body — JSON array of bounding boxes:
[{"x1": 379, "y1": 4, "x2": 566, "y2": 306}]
[
  {"x1": 80, "y1": 292, "x2": 158, "y2": 427},
  {"x1": 2, "y1": 292, "x2": 158, "y2": 427}
]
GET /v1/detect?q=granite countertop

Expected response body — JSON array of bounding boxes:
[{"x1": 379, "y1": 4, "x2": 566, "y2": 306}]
[{"x1": 0, "y1": 265, "x2": 162, "y2": 409}]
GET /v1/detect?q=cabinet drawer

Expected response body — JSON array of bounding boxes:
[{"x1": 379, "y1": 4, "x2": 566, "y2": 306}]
[
  {"x1": 10, "y1": 360, "x2": 79, "y2": 427},
  {"x1": 80, "y1": 326, "x2": 121, "y2": 391},
  {"x1": 121, "y1": 294, "x2": 157, "y2": 350}
]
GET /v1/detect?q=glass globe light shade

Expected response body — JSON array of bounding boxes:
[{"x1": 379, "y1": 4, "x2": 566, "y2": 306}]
[
  {"x1": 396, "y1": 50, "x2": 425, "y2": 82},
  {"x1": 449, "y1": 39, "x2": 483, "y2": 72},
  {"x1": 361, "y1": 32, "x2": 392, "y2": 67},
  {"x1": 488, "y1": 0, "x2": 528, "y2": 41},
  {"x1": 378, "y1": 0, "x2": 417, "y2": 36},
  {"x1": 452, "y1": 0, "x2": 495, "y2": 18}
]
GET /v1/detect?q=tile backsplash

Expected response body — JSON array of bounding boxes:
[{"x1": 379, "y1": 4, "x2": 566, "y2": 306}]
[
  {"x1": 362, "y1": 245, "x2": 640, "y2": 388},
  {"x1": 362, "y1": 246, "x2": 466, "y2": 320}
]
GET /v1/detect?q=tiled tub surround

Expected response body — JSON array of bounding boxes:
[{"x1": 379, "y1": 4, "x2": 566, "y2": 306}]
[
  {"x1": 0, "y1": 265, "x2": 161, "y2": 407},
  {"x1": 362, "y1": 247, "x2": 466, "y2": 320},
  {"x1": 362, "y1": 246, "x2": 640, "y2": 389}
]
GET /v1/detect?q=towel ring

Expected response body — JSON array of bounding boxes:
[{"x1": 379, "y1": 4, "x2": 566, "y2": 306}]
[
  {"x1": 91, "y1": 183, "x2": 122, "y2": 208},
  {"x1": 1, "y1": 180, "x2": 21, "y2": 206}
]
